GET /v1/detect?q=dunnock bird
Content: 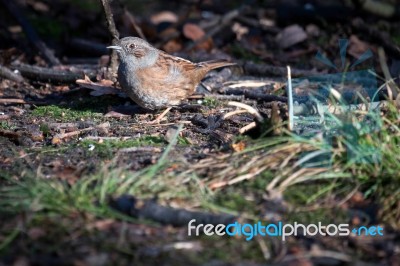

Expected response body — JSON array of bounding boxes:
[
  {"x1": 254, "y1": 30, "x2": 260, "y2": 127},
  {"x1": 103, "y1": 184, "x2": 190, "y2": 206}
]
[{"x1": 107, "y1": 37, "x2": 236, "y2": 111}]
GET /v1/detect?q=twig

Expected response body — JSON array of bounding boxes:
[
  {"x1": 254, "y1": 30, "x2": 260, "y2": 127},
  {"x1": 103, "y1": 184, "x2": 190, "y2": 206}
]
[
  {"x1": 0, "y1": 99, "x2": 27, "y2": 104},
  {"x1": 378, "y1": 47, "x2": 399, "y2": 99},
  {"x1": 11, "y1": 63, "x2": 96, "y2": 84},
  {"x1": 51, "y1": 122, "x2": 110, "y2": 144},
  {"x1": 287, "y1": 66, "x2": 293, "y2": 131},
  {"x1": 228, "y1": 101, "x2": 264, "y2": 122},
  {"x1": 239, "y1": 122, "x2": 257, "y2": 134},
  {"x1": 123, "y1": 8, "x2": 146, "y2": 40},
  {"x1": 0, "y1": 65, "x2": 24, "y2": 83},
  {"x1": 0, "y1": 98, "x2": 46, "y2": 105},
  {"x1": 1, "y1": 0, "x2": 60, "y2": 66},
  {"x1": 118, "y1": 146, "x2": 162, "y2": 153},
  {"x1": 110, "y1": 195, "x2": 236, "y2": 226},
  {"x1": 145, "y1": 121, "x2": 192, "y2": 127},
  {"x1": 101, "y1": 0, "x2": 120, "y2": 77},
  {"x1": 222, "y1": 109, "x2": 248, "y2": 119},
  {"x1": 81, "y1": 136, "x2": 132, "y2": 141}
]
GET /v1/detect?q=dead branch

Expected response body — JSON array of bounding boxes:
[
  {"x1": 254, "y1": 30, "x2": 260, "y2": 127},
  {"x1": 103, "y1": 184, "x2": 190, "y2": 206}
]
[
  {"x1": 1, "y1": 0, "x2": 60, "y2": 66},
  {"x1": 11, "y1": 63, "x2": 97, "y2": 84},
  {"x1": 110, "y1": 195, "x2": 236, "y2": 226},
  {"x1": 228, "y1": 101, "x2": 263, "y2": 122},
  {"x1": 51, "y1": 122, "x2": 110, "y2": 145},
  {"x1": 101, "y1": 0, "x2": 120, "y2": 77},
  {"x1": 123, "y1": 8, "x2": 146, "y2": 40},
  {"x1": 287, "y1": 66, "x2": 293, "y2": 131},
  {"x1": 0, "y1": 65, "x2": 24, "y2": 83},
  {"x1": 0, "y1": 98, "x2": 46, "y2": 105},
  {"x1": 239, "y1": 122, "x2": 257, "y2": 134}
]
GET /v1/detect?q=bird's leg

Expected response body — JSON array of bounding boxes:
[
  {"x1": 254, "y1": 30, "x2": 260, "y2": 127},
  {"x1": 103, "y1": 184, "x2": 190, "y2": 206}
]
[{"x1": 146, "y1": 107, "x2": 172, "y2": 124}]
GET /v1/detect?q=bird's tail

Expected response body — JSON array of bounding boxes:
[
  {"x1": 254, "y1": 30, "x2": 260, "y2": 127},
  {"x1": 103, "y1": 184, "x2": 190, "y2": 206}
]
[{"x1": 199, "y1": 59, "x2": 236, "y2": 70}]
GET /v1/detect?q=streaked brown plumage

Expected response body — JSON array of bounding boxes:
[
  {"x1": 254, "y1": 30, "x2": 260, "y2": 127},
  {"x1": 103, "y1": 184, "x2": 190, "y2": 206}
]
[{"x1": 108, "y1": 37, "x2": 235, "y2": 110}]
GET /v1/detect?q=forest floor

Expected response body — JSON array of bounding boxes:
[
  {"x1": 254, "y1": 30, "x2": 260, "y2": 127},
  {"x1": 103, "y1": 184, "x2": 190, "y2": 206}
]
[{"x1": 0, "y1": 0, "x2": 399, "y2": 265}]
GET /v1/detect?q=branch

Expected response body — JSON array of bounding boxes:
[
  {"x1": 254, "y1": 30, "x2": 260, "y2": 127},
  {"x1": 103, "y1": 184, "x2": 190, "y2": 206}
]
[
  {"x1": 0, "y1": 65, "x2": 24, "y2": 83},
  {"x1": 1, "y1": 0, "x2": 60, "y2": 66},
  {"x1": 11, "y1": 63, "x2": 97, "y2": 84},
  {"x1": 110, "y1": 195, "x2": 236, "y2": 226},
  {"x1": 100, "y1": 0, "x2": 120, "y2": 77}
]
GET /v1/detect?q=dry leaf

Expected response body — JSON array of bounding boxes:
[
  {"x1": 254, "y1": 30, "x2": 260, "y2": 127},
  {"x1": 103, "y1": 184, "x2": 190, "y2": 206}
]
[
  {"x1": 104, "y1": 111, "x2": 130, "y2": 118},
  {"x1": 348, "y1": 35, "x2": 372, "y2": 58},
  {"x1": 151, "y1": 11, "x2": 178, "y2": 25},
  {"x1": 183, "y1": 23, "x2": 213, "y2": 51},
  {"x1": 183, "y1": 23, "x2": 205, "y2": 41},
  {"x1": 232, "y1": 141, "x2": 246, "y2": 152},
  {"x1": 276, "y1": 24, "x2": 307, "y2": 49},
  {"x1": 232, "y1": 22, "x2": 248, "y2": 40}
]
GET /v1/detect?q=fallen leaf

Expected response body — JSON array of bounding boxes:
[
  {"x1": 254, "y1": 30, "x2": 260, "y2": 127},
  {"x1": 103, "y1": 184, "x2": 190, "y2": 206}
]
[
  {"x1": 232, "y1": 141, "x2": 246, "y2": 152},
  {"x1": 182, "y1": 23, "x2": 214, "y2": 51},
  {"x1": 104, "y1": 111, "x2": 130, "y2": 118},
  {"x1": 276, "y1": 24, "x2": 307, "y2": 49},
  {"x1": 232, "y1": 22, "x2": 248, "y2": 40},
  {"x1": 183, "y1": 23, "x2": 205, "y2": 41},
  {"x1": 348, "y1": 35, "x2": 373, "y2": 58},
  {"x1": 151, "y1": 11, "x2": 178, "y2": 25}
]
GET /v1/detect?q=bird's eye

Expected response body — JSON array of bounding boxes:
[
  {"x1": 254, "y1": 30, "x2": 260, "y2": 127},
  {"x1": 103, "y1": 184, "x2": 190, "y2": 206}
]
[{"x1": 127, "y1": 43, "x2": 136, "y2": 49}]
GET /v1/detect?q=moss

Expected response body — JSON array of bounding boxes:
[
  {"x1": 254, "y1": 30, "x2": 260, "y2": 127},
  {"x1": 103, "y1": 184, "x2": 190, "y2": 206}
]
[
  {"x1": 202, "y1": 97, "x2": 220, "y2": 108},
  {"x1": 81, "y1": 136, "x2": 166, "y2": 158},
  {"x1": 32, "y1": 105, "x2": 102, "y2": 122},
  {"x1": 0, "y1": 121, "x2": 15, "y2": 130}
]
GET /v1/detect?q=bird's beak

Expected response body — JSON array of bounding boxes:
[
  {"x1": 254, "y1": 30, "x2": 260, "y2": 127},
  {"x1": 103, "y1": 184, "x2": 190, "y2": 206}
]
[{"x1": 107, "y1": 45, "x2": 122, "y2": 51}]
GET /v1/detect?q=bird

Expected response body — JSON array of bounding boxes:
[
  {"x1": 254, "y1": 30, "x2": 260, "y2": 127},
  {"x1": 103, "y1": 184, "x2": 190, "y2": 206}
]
[{"x1": 107, "y1": 37, "x2": 235, "y2": 122}]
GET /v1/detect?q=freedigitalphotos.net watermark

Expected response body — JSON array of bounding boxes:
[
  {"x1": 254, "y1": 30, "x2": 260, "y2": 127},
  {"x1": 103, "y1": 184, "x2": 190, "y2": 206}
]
[{"x1": 188, "y1": 219, "x2": 384, "y2": 241}]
